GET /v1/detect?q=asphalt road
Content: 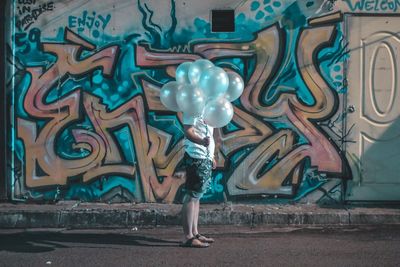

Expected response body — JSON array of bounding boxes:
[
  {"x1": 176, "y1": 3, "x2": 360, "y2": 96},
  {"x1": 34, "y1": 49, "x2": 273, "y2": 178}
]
[{"x1": 0, "y1": 226, "x2": 399, "y2": 267}]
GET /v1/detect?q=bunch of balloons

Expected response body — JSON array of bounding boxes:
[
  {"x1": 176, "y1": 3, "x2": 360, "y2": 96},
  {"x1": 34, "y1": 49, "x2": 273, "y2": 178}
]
[{"x1": 160, "y1": 59, "x2": 244, "y2": 128}]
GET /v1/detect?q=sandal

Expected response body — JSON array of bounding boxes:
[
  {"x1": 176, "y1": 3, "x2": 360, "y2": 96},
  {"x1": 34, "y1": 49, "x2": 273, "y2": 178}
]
[
  {"x1": 180, "y1": 237, "x2": 209, "y2": 248},
  {"x1": 195, "y1": 234, "x2": 214, "y2": 243}
]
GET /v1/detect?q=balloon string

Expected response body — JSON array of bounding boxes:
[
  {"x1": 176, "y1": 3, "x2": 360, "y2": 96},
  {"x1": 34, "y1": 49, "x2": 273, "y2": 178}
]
[
  {"x1": 203, "y1": 119, "x2": 210, "y2": 160},
  {"x1": 206, "y1": 130, "x2": 210, "y2": 160}
]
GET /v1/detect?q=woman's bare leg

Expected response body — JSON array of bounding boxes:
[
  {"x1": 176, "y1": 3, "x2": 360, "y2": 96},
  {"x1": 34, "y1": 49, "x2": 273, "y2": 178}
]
[
  {"x1": 192, "y1": 199, "x2": 200, "y2": 236},
  {"x1": 182, "y1": 195, "x2": 196, "y2": 239}
]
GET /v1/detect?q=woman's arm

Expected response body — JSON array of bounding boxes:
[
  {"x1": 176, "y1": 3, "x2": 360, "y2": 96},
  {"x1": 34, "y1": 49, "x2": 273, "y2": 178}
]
[
  {"x1": 184, "y1": 125, "x2": 210, "y2": 147},
  {"x1": 212, "y1": 129, "x2": 219, "y2": 169},
  {"x1": 213, "y1": 129, "x2": 220, "y2": 159}
]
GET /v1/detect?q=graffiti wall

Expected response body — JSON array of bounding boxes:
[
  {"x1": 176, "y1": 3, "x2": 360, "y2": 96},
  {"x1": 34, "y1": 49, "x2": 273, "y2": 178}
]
[{"x1": 5, "y1": 0, "x2": 365, "y2": 203}]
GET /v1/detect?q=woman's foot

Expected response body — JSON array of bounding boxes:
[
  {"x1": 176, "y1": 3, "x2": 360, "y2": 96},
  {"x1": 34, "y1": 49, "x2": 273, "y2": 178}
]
[
  {"x1": 195, "y1": 234, "x2": 215, "y2": 243},
  {"x1": 180, "y1": 237, "x2": 209, "y2": 248}
]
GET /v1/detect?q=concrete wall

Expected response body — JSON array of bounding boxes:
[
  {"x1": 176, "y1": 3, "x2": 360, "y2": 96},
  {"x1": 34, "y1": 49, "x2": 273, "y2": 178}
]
[{"x1": 4, "y1": 0, "x2": 400, "y2": 203}]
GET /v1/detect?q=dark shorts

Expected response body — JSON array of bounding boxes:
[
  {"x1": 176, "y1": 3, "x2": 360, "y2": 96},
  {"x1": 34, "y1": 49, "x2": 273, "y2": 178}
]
[{"x1": 184, "y1": 153, "x2": 212, "y2": 199}]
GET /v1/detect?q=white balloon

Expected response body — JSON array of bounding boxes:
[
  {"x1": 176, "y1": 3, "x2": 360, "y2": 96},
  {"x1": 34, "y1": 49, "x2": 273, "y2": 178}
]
[
  {"x1": 225, "y1": 72, "x2": 244, "y2": 102},
  {"x1": 188, "y1": 59, "x2": 214, "y2": 84},
  {"x1": 199, "y1": 66, "x2": 229, "y2": 100},
  {"x1": 175, "y1": 62, "x2": 192, "y2": 84},
  {"x1": 176, "y1": 84, "x2": 206, "y2": 117},
  {"x1": 203, "y1": 98, "x2": 234, "y2": 128},
  {"x1": 160, "y1": 81, "x2": 182, "y2": 112}
]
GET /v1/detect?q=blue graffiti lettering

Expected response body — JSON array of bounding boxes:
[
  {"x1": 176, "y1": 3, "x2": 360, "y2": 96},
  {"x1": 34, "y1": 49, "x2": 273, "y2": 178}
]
[
  {"x1": 13, "y1": 28, "x2": 41, "y2": 54},
  {"x1": 68, "y1": 11, "x2": 111, "y2": 38},
  {"x1": 344, "y1": 0, "x2": 400, "y2": 11}
]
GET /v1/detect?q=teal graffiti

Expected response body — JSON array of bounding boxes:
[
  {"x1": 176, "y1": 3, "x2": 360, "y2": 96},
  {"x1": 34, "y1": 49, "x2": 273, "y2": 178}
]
[
  {"x1": 344, "y1": 0, "x2": 400, "y2": 11},
  {"x1": 250, "y1": 0, "x2": 284, "y2": 21},
  {"x1": 137, "y1": 0, "x2": 177, "y2": 49},
  {"x1": 319, "y1": 24, "x2": 349, "y2": 94},
  {"x1": 202, "y1": 173, "x2": 224, "y2": 201},
  {"x1": 9, "y1": 0, "x2": 348, "y2": 203},
  {"x1": 68, "y1": 10, "x2": 111, "y2": 38}
]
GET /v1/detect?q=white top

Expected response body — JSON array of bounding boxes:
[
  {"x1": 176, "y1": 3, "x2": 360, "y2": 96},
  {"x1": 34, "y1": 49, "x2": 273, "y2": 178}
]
[{"x1": 182, "y1": 114, "x2": 215, "y2": 161}]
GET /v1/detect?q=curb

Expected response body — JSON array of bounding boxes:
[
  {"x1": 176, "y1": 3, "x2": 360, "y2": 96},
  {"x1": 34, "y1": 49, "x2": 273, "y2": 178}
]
[{"x1": 0, "y1": 202, "x2": 399, "y2": 229}]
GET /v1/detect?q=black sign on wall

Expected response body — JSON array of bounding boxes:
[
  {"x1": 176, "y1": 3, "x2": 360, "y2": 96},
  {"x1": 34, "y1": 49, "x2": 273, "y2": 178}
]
[{"x1": 211, "y1": 10, "x2": 235, "y2": 32}]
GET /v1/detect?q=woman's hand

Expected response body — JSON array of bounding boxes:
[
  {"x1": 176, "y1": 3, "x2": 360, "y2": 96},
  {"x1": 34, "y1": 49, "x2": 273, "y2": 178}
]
[
  {"x1": 212, "y1": 158, "x2": 217, "y2": 169},
  {"x1": 184, "y1": 125, "x2": 210, "y2": 147},
  {"x1": 202, "y1": 137, "x2": 210, "y2": 147}
]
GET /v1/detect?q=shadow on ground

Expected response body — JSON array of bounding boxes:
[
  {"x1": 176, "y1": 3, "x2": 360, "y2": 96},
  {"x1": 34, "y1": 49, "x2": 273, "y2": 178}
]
[{"x1": 0, "y1": 232, "x2": 181, "y2": 253}]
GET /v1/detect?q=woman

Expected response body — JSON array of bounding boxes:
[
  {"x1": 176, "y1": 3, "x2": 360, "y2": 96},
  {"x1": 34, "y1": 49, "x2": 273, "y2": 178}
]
[{"x1": 180, "y1": 114, "x2": 217, "y2": 248}]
